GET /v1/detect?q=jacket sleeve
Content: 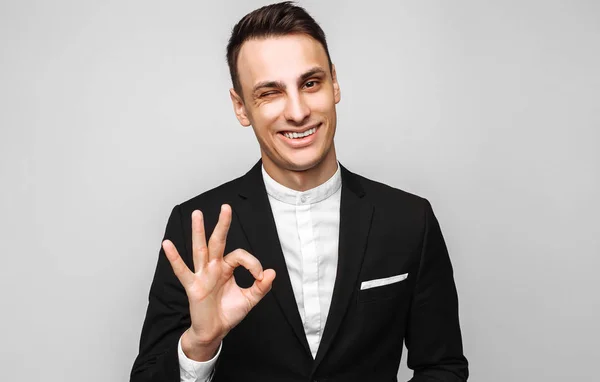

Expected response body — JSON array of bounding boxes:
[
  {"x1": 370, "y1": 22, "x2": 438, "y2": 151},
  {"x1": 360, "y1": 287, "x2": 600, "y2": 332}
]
[
  {"x1": 130, "y1": 205, "x2": 192, "y2": 382},
  {"x1": 405, "y1": 200, "x2": 469, "y2": 381}
]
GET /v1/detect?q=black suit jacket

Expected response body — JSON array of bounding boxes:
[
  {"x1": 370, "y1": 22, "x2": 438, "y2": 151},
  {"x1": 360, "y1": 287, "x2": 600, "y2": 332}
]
[{"x1": 131, "y1": 160, "x2": 468, "y2": 381}]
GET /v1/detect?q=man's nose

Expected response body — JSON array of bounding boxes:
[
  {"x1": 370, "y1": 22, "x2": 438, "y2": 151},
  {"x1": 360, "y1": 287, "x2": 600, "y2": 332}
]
[{"x1": 283, "y1": 93, "x2": 310, "y2": 125}]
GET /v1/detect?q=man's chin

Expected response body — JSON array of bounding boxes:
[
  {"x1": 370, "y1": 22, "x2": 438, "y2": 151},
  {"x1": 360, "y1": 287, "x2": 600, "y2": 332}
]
[
  {"x1": 262, "y1": 143, "x2": 334, "y2": 173},
  {"x1": 282, "y1": 153, "x2": 328, "y2": 172}
]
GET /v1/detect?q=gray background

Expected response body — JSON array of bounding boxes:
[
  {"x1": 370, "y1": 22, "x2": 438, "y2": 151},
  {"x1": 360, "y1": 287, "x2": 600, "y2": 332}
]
[{"x1": 1, "y1": 0, "x2": 598, "y2": 380}]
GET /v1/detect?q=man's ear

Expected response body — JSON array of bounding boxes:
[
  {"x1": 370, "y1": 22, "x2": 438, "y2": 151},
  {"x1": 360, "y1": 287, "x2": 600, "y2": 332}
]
[
  {"x1": 229, "y1": 88, "x2": 251, "y2": 127},
  {"x1": 331, "y1": 64, "x2": 341, "y2": 104}
]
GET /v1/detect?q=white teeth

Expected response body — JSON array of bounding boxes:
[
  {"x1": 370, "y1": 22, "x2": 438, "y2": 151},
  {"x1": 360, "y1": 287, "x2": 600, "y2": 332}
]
[{"x1": 284, "y1": 127, "x2": 317, "y2": 139}]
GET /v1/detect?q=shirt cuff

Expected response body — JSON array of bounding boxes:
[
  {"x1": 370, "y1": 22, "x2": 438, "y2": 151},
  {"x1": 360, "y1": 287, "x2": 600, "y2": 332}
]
[{"x1": 177, "y1": 335, "x2": 222, "y2": 382}]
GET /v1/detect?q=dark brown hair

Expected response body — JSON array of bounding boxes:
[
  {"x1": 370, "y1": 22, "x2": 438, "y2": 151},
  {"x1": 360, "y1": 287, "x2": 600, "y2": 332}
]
[{"x1": 226, "y1": 1, "x2": 333, "y2": 96}]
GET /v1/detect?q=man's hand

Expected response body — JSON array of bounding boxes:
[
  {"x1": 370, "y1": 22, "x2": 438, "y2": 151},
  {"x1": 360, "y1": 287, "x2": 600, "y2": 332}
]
[{"x1": 162, "y1": 204, "x2": 276, "y2": 361}]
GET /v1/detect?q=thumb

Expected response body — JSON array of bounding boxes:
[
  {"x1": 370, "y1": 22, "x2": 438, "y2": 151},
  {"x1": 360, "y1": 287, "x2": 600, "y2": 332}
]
[{"x1": 244, "y1": 269, "x2": 276, "y2": 308}]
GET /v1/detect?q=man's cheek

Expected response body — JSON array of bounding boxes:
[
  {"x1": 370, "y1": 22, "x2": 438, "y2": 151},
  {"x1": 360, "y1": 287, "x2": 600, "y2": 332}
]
[
  {"x1": 308, "y1": 92, "x2": 334, "y2": 111},
  {"x1": 259, "y1": 101, "x2": 285, "y2": 122}
]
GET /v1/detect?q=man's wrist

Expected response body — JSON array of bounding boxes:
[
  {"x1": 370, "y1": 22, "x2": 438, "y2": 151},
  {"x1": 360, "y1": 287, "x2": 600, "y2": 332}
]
[{"x1": 181, "y1": 328, "x2": 221, "y2": 362}]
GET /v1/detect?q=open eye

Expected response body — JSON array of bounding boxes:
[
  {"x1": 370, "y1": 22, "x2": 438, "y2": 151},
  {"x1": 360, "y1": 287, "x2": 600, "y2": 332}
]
[{"x1": 303, "y1": 80, "x2": 321, "y2": 91}]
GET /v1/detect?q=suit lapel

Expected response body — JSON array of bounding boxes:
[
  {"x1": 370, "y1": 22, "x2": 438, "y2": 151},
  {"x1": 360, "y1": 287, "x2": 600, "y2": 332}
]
[
  {"x1": 313, "y1": 164, "x2": 374, "y2": 371},
  {"x1": 232, "y1": 160, "x2": 312, "y2": 357},
  {"x1": 232, "y1": 160, "x2": 374, "y2": 367}
]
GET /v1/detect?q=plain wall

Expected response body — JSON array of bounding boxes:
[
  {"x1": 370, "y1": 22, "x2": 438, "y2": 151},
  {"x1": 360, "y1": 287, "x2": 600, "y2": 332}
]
[{"x1": 1, "y1": 0, "x2": 598, "y2": 380}]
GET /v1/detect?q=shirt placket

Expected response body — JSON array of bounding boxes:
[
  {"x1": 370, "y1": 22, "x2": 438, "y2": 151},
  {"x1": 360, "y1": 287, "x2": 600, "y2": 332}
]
[{"x1": 296, "y1": 194, "x2": 320, "y2": 358}]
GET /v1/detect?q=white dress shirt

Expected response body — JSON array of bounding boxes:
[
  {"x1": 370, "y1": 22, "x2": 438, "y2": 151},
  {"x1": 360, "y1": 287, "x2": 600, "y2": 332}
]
[{"x1": 178, "y1": 163, "x2": 342, "y2": 381}]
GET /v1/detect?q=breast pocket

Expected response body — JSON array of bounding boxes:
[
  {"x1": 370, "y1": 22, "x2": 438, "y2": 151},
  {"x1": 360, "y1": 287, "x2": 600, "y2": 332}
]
[{"x1": 358, "y1": 273, "x2": 409, "y2": 303}]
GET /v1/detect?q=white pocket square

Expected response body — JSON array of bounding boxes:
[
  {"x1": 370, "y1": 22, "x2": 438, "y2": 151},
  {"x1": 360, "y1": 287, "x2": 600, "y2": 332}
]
[{"x1": 360, "y1": 273, "x2": 409, "y2": 290}]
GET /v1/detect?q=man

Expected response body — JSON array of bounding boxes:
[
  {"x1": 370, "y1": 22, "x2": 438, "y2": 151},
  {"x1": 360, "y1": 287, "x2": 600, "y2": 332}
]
[{"x1": 131, "y1": 2, "x2": 468, "y2": 381}]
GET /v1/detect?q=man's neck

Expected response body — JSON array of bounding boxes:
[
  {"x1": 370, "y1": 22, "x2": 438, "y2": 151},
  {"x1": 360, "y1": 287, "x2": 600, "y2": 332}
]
[{"x1": 261, "y1": 147, "x2": 338, "y2": 192}]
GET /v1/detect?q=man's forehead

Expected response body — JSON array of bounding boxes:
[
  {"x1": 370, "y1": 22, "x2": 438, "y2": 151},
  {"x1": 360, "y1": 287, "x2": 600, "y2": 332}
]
[{"x1": 237, "y1": 34, "x2": 329, "y2": 84}]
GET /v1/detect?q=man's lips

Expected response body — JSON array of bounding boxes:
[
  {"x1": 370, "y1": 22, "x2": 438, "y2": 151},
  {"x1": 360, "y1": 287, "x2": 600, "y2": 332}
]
[
  {"x1": 278, "y1": 122, "x2": 322, "y2": 135},
  {"x1": 277, "y1": 123, "x2": 321, "y2": 147}
]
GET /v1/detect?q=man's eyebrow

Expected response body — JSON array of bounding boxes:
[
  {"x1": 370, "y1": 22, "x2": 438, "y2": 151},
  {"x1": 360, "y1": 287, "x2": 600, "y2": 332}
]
[
  {"x1": 251, "y1": 67, "x2": 328, "y2": 95},
  {"x1": 298, "y1": 67, "x2": 327, "y2": 84},
  {"x1": 252, "y1": 80, "x2": 286, "y2": 94}
]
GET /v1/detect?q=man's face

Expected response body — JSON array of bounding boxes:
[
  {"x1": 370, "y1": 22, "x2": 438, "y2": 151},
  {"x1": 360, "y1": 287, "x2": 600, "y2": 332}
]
[{"x1": 230, "y1": 34, "x2": 341, "y2": 172}]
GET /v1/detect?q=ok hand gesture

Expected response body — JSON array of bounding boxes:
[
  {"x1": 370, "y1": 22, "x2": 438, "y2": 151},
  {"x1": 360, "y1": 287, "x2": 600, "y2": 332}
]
[{"x1": 162, "y1": 204, "x2": 276, "y2": 361}]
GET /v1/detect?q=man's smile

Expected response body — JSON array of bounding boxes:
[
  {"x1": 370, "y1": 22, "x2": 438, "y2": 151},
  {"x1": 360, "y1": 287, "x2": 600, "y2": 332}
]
[{"x1": 277, "y1": 122, "x2": 322, "y2": 147}]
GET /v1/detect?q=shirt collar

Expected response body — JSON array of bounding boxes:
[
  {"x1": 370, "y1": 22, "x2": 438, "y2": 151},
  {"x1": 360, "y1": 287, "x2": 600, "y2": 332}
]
[{"x1": 261, "y1": 162, "x2": 342, "y2": 205}]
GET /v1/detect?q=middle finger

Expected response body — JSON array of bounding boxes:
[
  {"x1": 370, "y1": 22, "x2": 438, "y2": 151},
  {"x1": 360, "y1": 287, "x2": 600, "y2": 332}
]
[{"x1": 208, "y1": 204, "x2": 232, "y2": 261}]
